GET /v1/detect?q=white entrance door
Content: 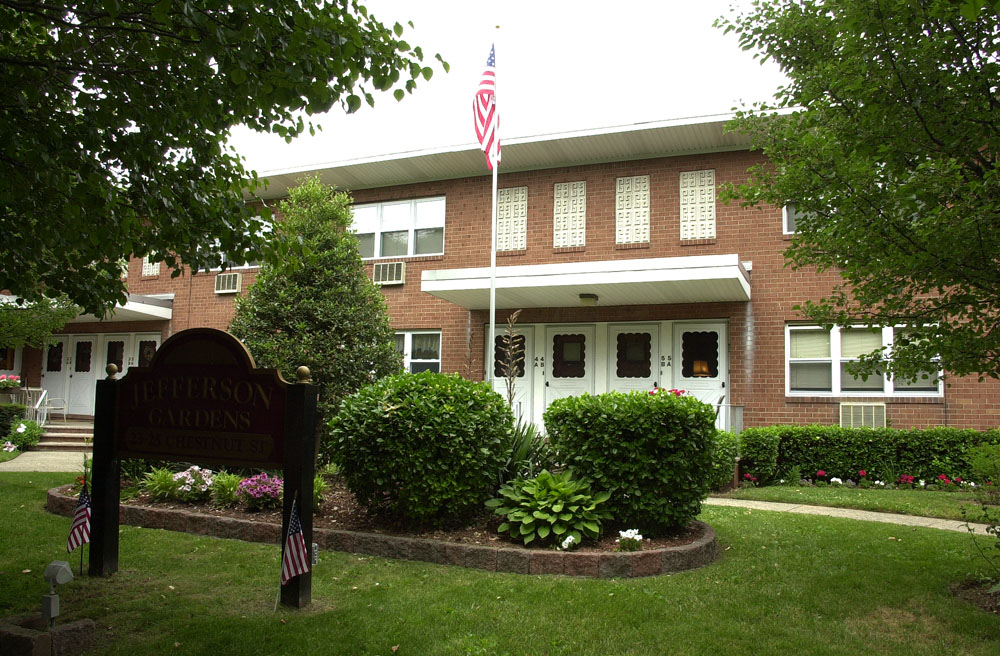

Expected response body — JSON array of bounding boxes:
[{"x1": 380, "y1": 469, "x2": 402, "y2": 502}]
[
  {"x1": 102, "y1": 333, "x2": 130, "y2": 378},
  {"x1": 67, "y1": 336, "x2": 98, "y2": 416},
  {"x1": 490, "y1": 327, "x2": 533, "y2": 424},
  {"x1": 608, "y1": 324, "x2": 659, "y2": 393},
  {"x1": 673, "y1": 322, "x2": 728, "y2": 429},
  {"x1": 544, "y1": 326, "x2": 595, "y2": 409},
  {"x1": 40, "y1": 339, "x2": 69, "y2": 404}
]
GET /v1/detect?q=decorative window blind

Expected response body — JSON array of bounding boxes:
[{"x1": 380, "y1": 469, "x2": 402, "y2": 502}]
[
  {"x1": 496, "y1": 187, "x2": 527, "y2": 251},
  {"x1": 615, "y1": 176, "x2": 650, "y2": 244},
  {"x1": 141, "y1": 256, "x2": 158, "y2": 277},
  {"x1": 553, "y1": 181, "x2": 586, "y2": 248},
  {"x1": 679, "y1": 170, "x2": 716, "y2": 240}
]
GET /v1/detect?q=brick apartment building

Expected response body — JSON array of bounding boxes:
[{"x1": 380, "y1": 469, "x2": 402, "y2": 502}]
[{"x1": 6, "y1": 114, "x2": 1000, "y2": 430}]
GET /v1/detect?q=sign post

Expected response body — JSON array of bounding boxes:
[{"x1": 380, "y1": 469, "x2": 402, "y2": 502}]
[{"x1": 89, "y1": 328, "x2": 318, "y2": 607}]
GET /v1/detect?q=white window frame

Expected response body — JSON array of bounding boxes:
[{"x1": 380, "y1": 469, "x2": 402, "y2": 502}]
[
  {"x1": 394, "y1": 330, "x2": 442, "y2": 374},
  {"x1": 782, "y1": 203, "x2": 814, "y2": 235},
  {"x1": 352, "y1": 197, "x2": 446, "y2": 260},
  {"x1": 785, "y1": 325, "x2": 943, "y2": 397},
  {"x1": 553, "y1": 181, "x2": 586, "y2": 248}
]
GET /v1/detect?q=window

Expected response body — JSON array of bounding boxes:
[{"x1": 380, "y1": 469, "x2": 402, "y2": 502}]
[
  {"x1": 679, "y1": 170, "x2": 716, "y2": 240},
  {"x1": 615, "y1": 175, "x2": 650, "y2": 244},
  {"x1": 553, "y1": 181, "x2": 586, "y2": 248},
  {"x1": 782, "y1": 204, "x2": 806, "y2": 234},
  {"x1": 394, "y1": 331, "x2": 441, "y2": 373},
  {"x1": 0, "y1": 346, "x2": 15, "y2": 371},
  {"x1": 496, "y1": 187, "x2": 527, "y2": 251},
  {"x1": 786, "y1": 325, "x2": 941, "y2": 396},
  {"x1": 353, "y1": 197, "x2": 445, "y2": 259}
]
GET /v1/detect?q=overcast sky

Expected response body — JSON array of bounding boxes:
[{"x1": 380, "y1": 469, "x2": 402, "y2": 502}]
[{"x1": 228, "y1": 0, "x2": 787, "y2": 175}]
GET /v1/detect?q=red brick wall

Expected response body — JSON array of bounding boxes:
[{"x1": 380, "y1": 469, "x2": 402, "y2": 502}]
[{"x1": 106, "y1": 150, "x2": 1000, "y2": 430}]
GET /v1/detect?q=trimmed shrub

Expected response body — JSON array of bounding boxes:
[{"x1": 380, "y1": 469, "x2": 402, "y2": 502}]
[
  {"x1": 708, "y1": 430, "x2": 740, "y2": 491},
  {"x1": 739, "y1": 425, "x2": 1000, "y2": 484},
  {"x1": 0, "y1": 403, "x2": 26, "y2": 436},
  {"x1": 544, "y1": 390, "x2": 716, "y2": 535},
  {"x1": 329, "y1": 372, "x2": 514, "y2": 526}
]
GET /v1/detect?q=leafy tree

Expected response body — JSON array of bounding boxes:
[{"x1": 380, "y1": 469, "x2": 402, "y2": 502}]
[
  {"x1": 1, "y1": 1, "x2": 445, "y2": 316},
  {"x1": 229, "y1": 177, "x2": 402, "y2": 455},
  {"x1": 718, "y1": 0, "x2": 1000, "y2": 381},
  {"x1": 0, "y1": 296, "x2": 78, "y2": 348}
]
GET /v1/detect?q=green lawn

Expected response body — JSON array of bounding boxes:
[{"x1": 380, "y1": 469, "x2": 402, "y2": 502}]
[
  {"x1": 0, "y1": 450, "x2": 18, "y2": 464},
  {"x1": 1, "y1": 473, "x2": 998, "y2": 655},
  {"x1": 718, "y1": 484, "x2": 997, "y2": 522}
]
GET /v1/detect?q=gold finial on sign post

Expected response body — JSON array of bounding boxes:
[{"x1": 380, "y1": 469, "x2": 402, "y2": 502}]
[
  {"x1": 295, "y1": 366, "x2": 312, "y2": 384},
  {"x1": 106, "y1": 364, "x2": 118, "y2": 380}
]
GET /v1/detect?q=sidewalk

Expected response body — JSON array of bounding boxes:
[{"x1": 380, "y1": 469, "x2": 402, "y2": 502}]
[
  {"x1": 0, "y1": 450, "x2": 87, "y2": 473},
  {"x1": 704, "y1": 496, "x2": 993, "y2": 535}
]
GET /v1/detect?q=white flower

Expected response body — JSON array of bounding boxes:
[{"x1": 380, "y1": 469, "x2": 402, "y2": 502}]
[
  {"x1": 779, "y1": 479, "x2": 786, "y2": 484},
  {"x1": 969, "y1": 481, "x2": 976, "y2": 487},
  {"x1": 16, "y1": 423, "x2": 26, "y2": 434},
  {"x1": 559, "y1": 535, "x2": 576, "y2": 550},
  {"x1": 2, "y1": 441, "x2": 15, "y2": 452},
  {"x1": 875, "y1": 480, "x2": 885, "y2": 486},
  {"x1": 830, "y1": 477, "x2": 843, "y2": 485},
  {"x1": 919, "y1": 479, "x2": 925, "y2": 487},
  {"x1": 618, "y1": 529, "x2": 643, "y2": 542}
]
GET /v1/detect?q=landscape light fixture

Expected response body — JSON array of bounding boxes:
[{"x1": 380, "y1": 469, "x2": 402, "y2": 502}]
[{"x1": 578, "y1": 293, "x2": 599, "y2": 307}]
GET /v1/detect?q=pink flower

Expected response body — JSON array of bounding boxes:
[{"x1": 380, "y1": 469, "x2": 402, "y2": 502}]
[
  {"x1": 858, "y1": 470, "x2": 866, "y2": 477},
  {"x1": 816, "y1": 470, "x2": 826, "y2": 478}
]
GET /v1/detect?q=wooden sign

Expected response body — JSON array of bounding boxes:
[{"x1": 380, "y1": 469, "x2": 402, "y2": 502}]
[
  {"x1": 89, "y1": 328, "x2": 318, "y2": 608},
  {"x1": 114, "y1": 328, "x2": 288, "y2": 467}
]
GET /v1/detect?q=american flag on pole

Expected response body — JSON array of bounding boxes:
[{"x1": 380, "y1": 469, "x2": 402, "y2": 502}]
[
  {"x1": 280, "y1": 499, "x2": 310, "y2": 585},
  {"x1": 67, "y1": 483, "x2": 91, "y2": 553},
  {"x1": 473, "y1": 44, "x2": 500, "y2": 170}
]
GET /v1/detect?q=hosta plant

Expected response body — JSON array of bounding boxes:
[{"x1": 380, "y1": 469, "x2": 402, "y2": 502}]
[{"x1": 485, "y1": 469, "x2": 611, "y2": 547}]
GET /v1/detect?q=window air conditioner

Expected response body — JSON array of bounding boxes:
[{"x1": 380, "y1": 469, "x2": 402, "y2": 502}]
[
  {"x1": 214, "y1": 272, "x2": 242, "y2": 294},
  {"x1": 373, "y1": 261, "x2": 405, "y2": 286},
  {"x1": 839, "y1": 403, "x2": 886, "y2": 429}
]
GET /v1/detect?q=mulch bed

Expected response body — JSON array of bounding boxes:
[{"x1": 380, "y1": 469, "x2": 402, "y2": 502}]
[
  {"x1": 952, "y1": 580, "x2": 1000, "y2": 615},
  {"x1": 120, "y1": 475, "x2": 703, "y2": 553}
]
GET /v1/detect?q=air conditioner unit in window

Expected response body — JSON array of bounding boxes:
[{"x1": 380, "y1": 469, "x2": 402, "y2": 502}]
[
  {"x1": 373, "y1": 261, "x2": 405, "y2": 286},
  {"x1": 214, "y1": 272, "x2": 242, "y2": 294},
  {"x1": 839, "y1": 403, "x2": 886, "y2": 429}
]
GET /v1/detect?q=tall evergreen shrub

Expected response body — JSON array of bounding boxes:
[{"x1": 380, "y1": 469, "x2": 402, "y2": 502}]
[{"x1": 229, "y1": 177, "x2": 402, "y2": 459}]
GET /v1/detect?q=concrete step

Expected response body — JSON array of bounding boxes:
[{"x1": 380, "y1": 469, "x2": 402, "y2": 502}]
[
  {"x1": 39, "y1": 433, "x2": 92, "y2": 444},
  {"x1": 32, "y1": 442, "x2": 93, "y2": 453}
]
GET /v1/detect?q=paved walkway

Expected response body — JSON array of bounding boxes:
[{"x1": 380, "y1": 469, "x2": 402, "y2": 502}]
[
  {"x1": 0, "y1": 450, "x2": 88, "y2": 473},
  {"x1": 0, "y1": 451, "x2": 993, "y2": 535},
  {"x1": 704, "y1": 496, "x2": 993, "y2": 535}
]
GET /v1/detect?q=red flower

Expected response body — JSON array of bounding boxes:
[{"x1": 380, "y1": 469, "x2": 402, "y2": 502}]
[
  {"x1": 898, "y1": 475, "x2": 915, "y2": 484},
  {"x1": 955, "y1": 477, "x2": 963, "y2": 483},
  {"x1": 816, "y1": 470, "x2": 826, "y2": 478},
  {"x1": 858, "y1": 470, "x2": 866, "y2": 477}
]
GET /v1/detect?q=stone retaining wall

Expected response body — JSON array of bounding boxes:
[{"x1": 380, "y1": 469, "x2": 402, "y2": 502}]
[{"x1": 47, "y1": 485, "x2": 716, "y2": 578}]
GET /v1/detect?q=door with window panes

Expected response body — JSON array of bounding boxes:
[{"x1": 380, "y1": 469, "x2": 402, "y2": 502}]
[
  {"x1": 544, "y1": 326, "x2": 595, "y2": 408},
  {"x1": 673, "y1": 323, "x2": 728, "y2": 429},
  {"x1": 490, "y1": 328, "x2": 533, "y2": 423},
  {"x1": 67, "y1": 336, "x2": 97, "y2": 415},
  {"x1": 608, "y1": 324, "x2": 659, "y2": 393}
]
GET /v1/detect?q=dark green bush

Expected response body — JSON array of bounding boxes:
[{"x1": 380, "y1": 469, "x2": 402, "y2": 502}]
[
  {"x1": 498, "y1": 420, "x2": 555, "y2": 484},
  {"x1": 329, "y1": 372, "x2": 514, "y2": 526},
  {"x1": 708, "y1": 431, "x2": 740, "y2": 491},
  {"x1": 544, "y1": 390, "x2": 716, "y2": 535},
  {"x1": 0, "y1": 403, "x2": 26, "y2": 436},
  {"x1": 739, "y1": 425, "x2": 1000, "y2": 484}
]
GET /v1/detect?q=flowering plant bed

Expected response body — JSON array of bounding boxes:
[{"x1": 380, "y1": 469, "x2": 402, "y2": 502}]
[{"x1": 47, "y1": 477, "x2": 718, "y2": 578}]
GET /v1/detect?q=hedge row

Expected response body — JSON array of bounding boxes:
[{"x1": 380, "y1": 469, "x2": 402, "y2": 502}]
[
  {"x1": 740, "y1": 425, "x2": 1000, "y2": 484},
  {"x1": 0, "y1": 404, "x2": 26, "y2": 437}
]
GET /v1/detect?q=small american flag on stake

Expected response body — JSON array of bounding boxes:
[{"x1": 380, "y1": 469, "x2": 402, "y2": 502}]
[
  {"x1": 473, "y1": 44, "x2": 500, "y2": 170},
  {"x1": 67, "y1": 483, "x2": 91, "y2": 553},
  {"x1": 280, "y1": 498, "x2": 310, "y2": 585}
]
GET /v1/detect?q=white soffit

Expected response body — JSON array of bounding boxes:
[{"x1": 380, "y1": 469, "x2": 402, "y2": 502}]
[
  {"x1": 69, "y1": 294, "x2": 173, "y2": 323},
  {"x1": 421, "y1": 254, "x2": 751, "y2": 310},
  {"x1": 254, "y1": 114, "x2": 751, "y2": 199}
]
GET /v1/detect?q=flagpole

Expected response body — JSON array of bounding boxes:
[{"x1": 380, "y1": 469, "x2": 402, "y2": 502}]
[
  {"x1": 488, "y1": 162, "x2": 498, "y2": 384},
  {"x1": 276, "y1": 491, "x2": 297, "y2": 612}
]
